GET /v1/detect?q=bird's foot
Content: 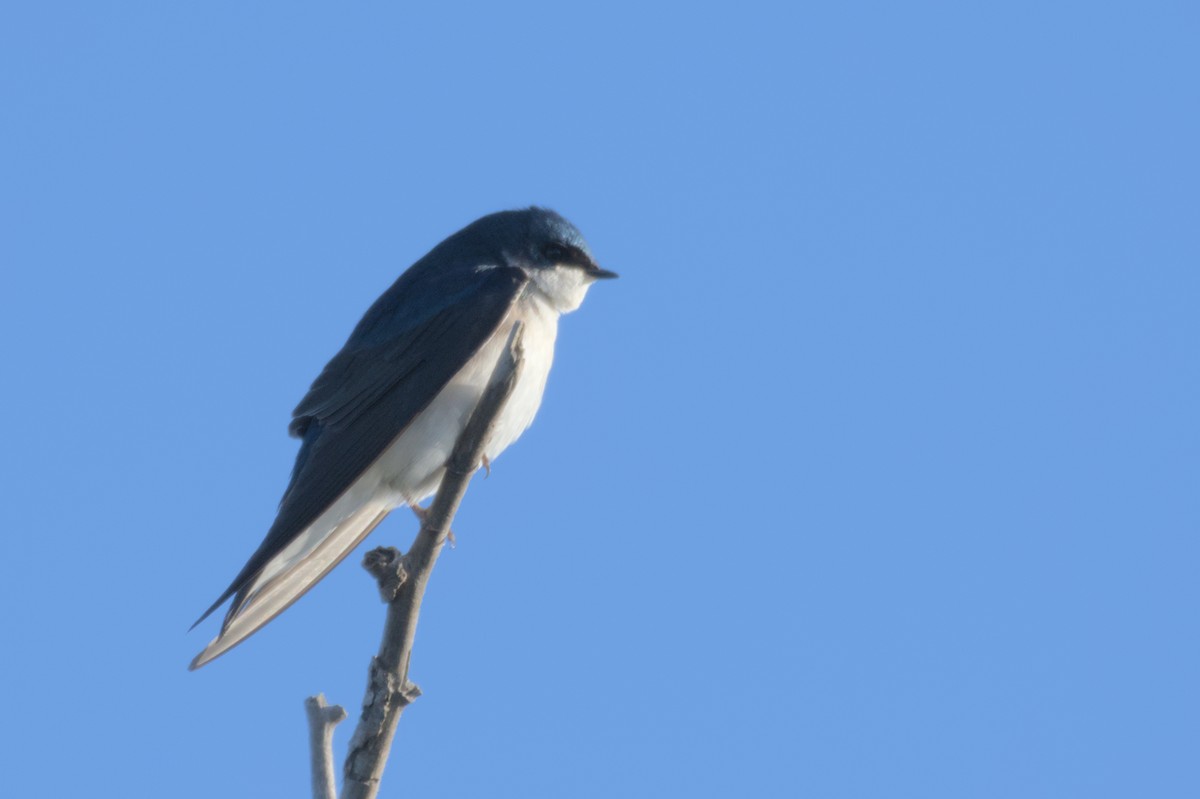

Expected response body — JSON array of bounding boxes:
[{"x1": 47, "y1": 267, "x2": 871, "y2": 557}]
[
  {"x1": 410, "y1": 503, "x2": 456, "y2": 548},
  {"x1": 481, "y1": 454, "x2": 491, "y2": 478}
]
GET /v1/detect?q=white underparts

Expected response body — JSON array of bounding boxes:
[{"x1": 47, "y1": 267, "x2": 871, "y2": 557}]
[{"x1": 524, "y1": 263, "x2": 597, "y2": 313}]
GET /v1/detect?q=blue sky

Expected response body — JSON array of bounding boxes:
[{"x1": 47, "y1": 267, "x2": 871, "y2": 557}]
[{"x1": 2, "y1": 2, "x2": 1197, "y2": 796}]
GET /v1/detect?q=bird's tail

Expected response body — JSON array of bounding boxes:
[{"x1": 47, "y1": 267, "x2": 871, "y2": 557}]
[{"x1": 189, "y1": 499, "x2": 392, "y2": 669}]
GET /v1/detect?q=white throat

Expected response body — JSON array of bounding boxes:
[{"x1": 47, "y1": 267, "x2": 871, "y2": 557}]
[{"x1": 524, "y1": 264, "x2": 595, "y2": 313}]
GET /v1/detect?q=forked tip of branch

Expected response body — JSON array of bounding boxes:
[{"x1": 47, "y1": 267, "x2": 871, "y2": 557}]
[{"x1": 306, "y1": 693, "x2": 348, "y2": 724}]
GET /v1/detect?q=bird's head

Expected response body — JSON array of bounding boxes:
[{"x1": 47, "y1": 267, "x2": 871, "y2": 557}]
[{"x1": 516, "y1": 207, "x2": 617, "y2": 312}]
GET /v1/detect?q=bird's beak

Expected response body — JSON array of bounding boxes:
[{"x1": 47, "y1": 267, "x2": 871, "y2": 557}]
[{"x1": 588, "y1": 265, "x2": 619, "y2": 280}]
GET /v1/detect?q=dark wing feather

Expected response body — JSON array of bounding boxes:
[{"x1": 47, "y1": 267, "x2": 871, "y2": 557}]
[{"x1": 194, "y1": 263, "x2": 527, "y2": 627}]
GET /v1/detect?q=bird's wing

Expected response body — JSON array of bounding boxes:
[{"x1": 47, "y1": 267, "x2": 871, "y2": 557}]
[{"x1": 191, "y1": 264, "x2": 527, "y2": 661}]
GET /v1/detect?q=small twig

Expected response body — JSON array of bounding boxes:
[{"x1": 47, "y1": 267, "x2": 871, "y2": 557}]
[
  {"x1": 362, "y1": 546, "x2": 409, "y2": 603},
  {"x1": 305, "y1": 694, "x2": 347, "y2": 799},
  {"x1": 339, "y1": 323, "x2": 525, "y2": 799}
]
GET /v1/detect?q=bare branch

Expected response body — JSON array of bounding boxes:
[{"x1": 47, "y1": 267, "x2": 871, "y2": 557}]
[
  {"x1": 305, "y1": 694, "x2": 347, "y2": 799},
  {"x1": 340, "y1": 323, "x2": 525, "y2": 799}
]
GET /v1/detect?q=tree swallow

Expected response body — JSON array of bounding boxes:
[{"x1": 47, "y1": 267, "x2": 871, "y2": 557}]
[{"x1": 191, "y1": 208, "x2": 615, "y2": 669}]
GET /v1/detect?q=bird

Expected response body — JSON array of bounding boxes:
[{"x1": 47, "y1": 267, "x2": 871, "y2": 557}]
[{"x1": 190, "y1": 208, "x2": 616, "y2": 669}]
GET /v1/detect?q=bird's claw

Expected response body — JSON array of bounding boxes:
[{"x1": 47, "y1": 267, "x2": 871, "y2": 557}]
[
  {"x1": 410, "y1": 503, "x2": 456, "y2": 548},
  {"x1": 481, "y1": 454, "x2": 491, "y2": 478}
]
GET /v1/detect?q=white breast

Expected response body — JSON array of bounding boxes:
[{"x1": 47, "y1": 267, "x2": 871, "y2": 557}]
[{"x1": 370, "y1": 283, "x2": 564, "y2": 506}]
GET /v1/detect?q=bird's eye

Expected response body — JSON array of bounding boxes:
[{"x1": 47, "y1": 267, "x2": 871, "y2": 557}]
[{"x1": 543, "y1": 243, "x2": 570, "y2": 262}]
